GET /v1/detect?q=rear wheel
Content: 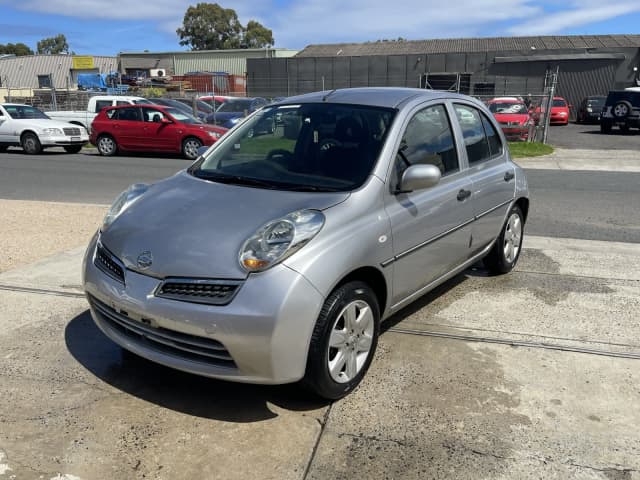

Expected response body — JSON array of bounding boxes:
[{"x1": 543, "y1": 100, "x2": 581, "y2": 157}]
[
  {"x1": 96, "y1": 135, "x2": 117, "y2": 156},
  {"x1": 64, "y1": 145, "x2": 83, "y2": 154},
  {"x1": 613, "y1": 101, "x2": 632, "y2": 119},
  {"x1": 484, "y1": 205, "x2": 524, "y2": 275},
  {"x1": 21, "y1": 132, "x2": 42, "y2": 154},
  {"x1": 182, "y1": 137, "x2": 202, "y2": 160},
  {"x1": 303, "y1": 281, "x2": 380, "y2": 400}
]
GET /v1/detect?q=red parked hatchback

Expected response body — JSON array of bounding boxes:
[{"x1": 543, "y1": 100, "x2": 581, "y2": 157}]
[{"x1": 90, "y1": 104, "x2": 228, "y2": 160}]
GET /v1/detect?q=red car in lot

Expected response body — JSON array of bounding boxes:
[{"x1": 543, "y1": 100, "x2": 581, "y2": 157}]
[
  {"x1": 486, "y1": 97, "x2": 533, "y2": 141},
  {"x1": 532, "y1": 96, "x2": 571, "y2": 125},
  {"x1": 90, "y1": 104, "x2": 228, "y2": 160}
]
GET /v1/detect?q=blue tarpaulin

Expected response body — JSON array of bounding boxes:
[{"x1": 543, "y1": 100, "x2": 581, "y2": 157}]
[{"x1": 77, "y1": 73, "x2": 106, "y2": 90}]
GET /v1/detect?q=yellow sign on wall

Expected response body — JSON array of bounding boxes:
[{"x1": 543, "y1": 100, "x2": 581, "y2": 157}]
[{"x1": 72, "y1": 56, "x2": 95, "y2": 70}]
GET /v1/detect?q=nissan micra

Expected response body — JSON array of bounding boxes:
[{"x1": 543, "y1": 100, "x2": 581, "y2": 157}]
[{"x1": 83, "y1": 88, "x2": 529, "y2": 400}]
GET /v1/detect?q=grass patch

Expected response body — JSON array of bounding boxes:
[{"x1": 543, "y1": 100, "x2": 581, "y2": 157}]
[{"x1": 508, "y1": 142, "x2": 554, "y2": 158}]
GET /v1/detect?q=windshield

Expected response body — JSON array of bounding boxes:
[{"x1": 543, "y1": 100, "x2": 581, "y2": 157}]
[
  {"x1": 488, "y1": 102, "x2": 528, "y2": 114},
  {"x1": 190, "y1": 103, "x2": 396, "y2": 192},
  {"x1": 133, "y1": 99, "x2": 153, "y2": 104},
  {"x1": 587, "y1": 97, "x2": 605, "y2": 106},
  {"x1": 217, "y1": 99, "x2": 253, "y2": 113},
  {"x1": 3, "y1": 104, "x2": 49, "y2": 120},
  {"x1": 553, "y1": 99, "x2": 567, "y2": 107},
  {"x1": 164, "y1": 107, "x2": 202, "y2": 124}
]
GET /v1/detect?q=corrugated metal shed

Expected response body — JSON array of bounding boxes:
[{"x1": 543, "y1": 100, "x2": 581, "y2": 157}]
[
  {"x1": 119, "y1": 48, "x2": 298, "y2": 76},
  {"x1": 0, "y1": 55, "x2": 117, "y2": 89},
  {"x1": 296, "y1": 34, "x2": 640, "y2": 57}
]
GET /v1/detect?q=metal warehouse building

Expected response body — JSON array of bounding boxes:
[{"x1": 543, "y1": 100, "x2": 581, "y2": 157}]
[
  {"x1": 247, "y1": 34, "x2": 640, "y2": 117},
  {"x1": 118, "y1": 48, "x2": 298, "y2": 78},
  {"x1": 0, "y1": 54, "x2": 117, "y2": 100}
]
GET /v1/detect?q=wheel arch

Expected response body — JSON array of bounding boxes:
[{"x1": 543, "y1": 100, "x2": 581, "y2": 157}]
[
  {"x1": 514, "y1": 197, "x2": 529, "y2": 223},
  {"x1": 20, "y1": 129, "x2": 38, "y2": 141},
  {"x1": 331, "y1": 266, "x2": 388, "y2": 317}
]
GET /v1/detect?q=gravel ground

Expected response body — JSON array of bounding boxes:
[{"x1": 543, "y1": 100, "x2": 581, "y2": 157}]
[{"x1": 0, "y1": 200, "x2": 106, "y2": 273}]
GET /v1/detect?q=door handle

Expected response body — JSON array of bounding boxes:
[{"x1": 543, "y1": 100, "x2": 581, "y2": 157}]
[
  {"x1": 504, "y1": 171, "x2": 515, "y2": 181},
  {"x1": 457, "y1": 189, "x2": 471, "y2": 201}
]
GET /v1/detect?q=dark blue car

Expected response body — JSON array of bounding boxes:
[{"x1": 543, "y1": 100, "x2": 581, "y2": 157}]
[{"x1": 211, "y1": 97, "x2": 268, "y2": 129}]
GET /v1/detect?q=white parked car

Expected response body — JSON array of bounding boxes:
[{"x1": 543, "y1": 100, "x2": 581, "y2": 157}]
[{"x1": 0, "y1": 104, "x2": 89, "y2": 154}]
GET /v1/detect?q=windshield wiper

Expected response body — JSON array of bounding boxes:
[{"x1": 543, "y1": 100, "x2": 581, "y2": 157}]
[
  {"x1": 280, "y1": 185, "x2": 343, "y2": 192},
  {"x1": 193, "y1": 171, "x2": 279, "y2": 189}
]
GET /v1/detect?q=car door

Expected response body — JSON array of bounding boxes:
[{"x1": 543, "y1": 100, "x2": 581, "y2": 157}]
[
  {"x1": 139, "y1": 107, "x2": 175, "y2": 151},
  {"x1": 384, "y1": 102, "x2": 474, "y2": 306},
  {"x1": 0, "y1": 106, "x2": 12, "y2": 143},
  {"x1": 451, "y1": 102, "x2": 515, "y2": 255},
  {"x1": 112, "y1": 106, "x2": 145, "y2": 150}
]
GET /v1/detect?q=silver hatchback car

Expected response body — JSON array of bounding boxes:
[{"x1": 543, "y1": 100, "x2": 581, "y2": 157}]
[{"x1": 83, "y1": 88, "x2": 529, "y2": 400}]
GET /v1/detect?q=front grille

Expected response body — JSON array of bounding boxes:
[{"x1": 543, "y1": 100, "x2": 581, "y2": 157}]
[
  {"x1": 94, "y1": 242, "x2": 125, "y2": 284},
  {"x1": 63, "y1": 127, "x2": 82, "y2": 136},
  {"x1": 89, "y1": 295, "x2": 236, "y2": 368},
  {"x1": 156, "y1": 279, "x2": 242, "y2": 306}
]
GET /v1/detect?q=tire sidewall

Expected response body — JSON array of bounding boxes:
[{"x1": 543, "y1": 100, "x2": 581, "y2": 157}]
[
  {"x1": 305, "y1": 281, "x2": 380, "y2": 400},
  {"x1": 21, "y1": 133, "x2": 41, "y2": 154},
  {"x1": 498, "y1": 205, "x2": 524, "y2": 271}
]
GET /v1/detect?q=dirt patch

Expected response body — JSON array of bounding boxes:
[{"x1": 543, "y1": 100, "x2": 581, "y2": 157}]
[{"x1": 0, "y1": 200, "x2": 106, "y2": 272}]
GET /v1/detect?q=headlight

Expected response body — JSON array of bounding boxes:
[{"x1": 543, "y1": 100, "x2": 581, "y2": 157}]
[
  {"x1": 42, "y1": 128, "x2": 63, "y2": 135},
  {"x1": 586, "y1": 107, "x2": 593, "y2": 113},
  {"x1": 208, "y1": 131, "x2": 222, "y2": 139},
  {"x1": 102, "y1": 183, "x2": 148, "y2": 231},
  {"x1": 239, "y1": 210, "x2": 325, "y2": 272}
]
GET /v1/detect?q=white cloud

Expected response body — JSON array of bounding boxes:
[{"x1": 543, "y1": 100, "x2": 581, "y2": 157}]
[{"x1": 508, "y1": 1, "x2": 640, "y2": 35}]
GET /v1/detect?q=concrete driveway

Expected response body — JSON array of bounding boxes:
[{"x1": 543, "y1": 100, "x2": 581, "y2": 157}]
[{"x1": 1, "y1": 152, "x2": 639, "y2": 479}]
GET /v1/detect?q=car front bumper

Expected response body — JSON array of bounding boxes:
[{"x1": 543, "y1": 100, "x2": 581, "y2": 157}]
[
  {"x1": 40, "y1": 133, "x2": 89, "y2": 147},
  {"x1": 82, "y1": 234, "x2": 325, "y2": 384}
]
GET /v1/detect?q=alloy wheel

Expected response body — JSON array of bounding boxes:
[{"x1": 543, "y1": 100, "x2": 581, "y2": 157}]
[{"x1": 503, "y1": 212, "x2": 522, "y2": 264}]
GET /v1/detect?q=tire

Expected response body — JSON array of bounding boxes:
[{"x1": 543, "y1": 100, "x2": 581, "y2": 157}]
[
  {"x1": 21, "y1": 132, "x2": 42, "y2": 154},
  {"x1": 303, "y1": 281, "x2": 380, "y2": 400},
  {"x1": 182, "y1": 137, "x2": 202, "y2": 160},
  {"x1": 96, "y1": 135, "x2": 117, "y2": 156},
  {"x1": 613, "y1": 101, "x2": 632, "y2": 119},
  {"x1": 600, "y1": 122, "x2": 612, "y2": 134},
  {"x1": 64, "y1": 145, "x2": 83, "y2": 154},
  {"x1": 484, "y1": 205, "x2": 524, "y2": 275}
]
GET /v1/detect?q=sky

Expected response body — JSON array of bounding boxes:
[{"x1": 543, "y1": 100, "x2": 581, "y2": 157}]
[{"x1": 0, "y1": 0, "x2": 639, "y2": 56}]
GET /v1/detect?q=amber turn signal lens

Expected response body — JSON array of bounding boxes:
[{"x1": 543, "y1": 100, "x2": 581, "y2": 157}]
[{"x1": 242, "y1": 258, "x2": 270, "y2": 270}]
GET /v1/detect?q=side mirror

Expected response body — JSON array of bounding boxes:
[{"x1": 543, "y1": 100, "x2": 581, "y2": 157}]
[
  {"x1": 161, "y1": 117, "x2": 172, "y2": 124},
  {"x1": 398, "y1": 164, "x2": 442, "y2": 193}
]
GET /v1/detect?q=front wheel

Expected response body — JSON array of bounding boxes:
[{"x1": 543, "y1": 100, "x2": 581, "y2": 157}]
[
  {"x1": 64, "y1": 145, "x2": 83, "y2": 154},
  {"x1": 182, "y1": 137, "x2": 202, "y2": 160},
  {"x1": 484, "y1": 205, "x2": 524, "y2": 275},
  {"x1": 303, "y1": 281, "x2": 380, "y2": 400},
  {"x1": 21, "y1": 132, "x2": 42, "y2": 154}
]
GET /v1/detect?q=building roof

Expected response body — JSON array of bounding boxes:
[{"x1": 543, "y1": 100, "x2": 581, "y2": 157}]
[
  {"x1": 0, "y1": 54, "x2": 117, "y2": 89},
  {"x1": 296, "y1": 34, "x2": 640, "y2": 57}
]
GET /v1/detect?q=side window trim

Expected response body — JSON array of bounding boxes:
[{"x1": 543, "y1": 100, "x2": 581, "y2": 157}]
[{"x1": 450, "y1": 101, "x2": 504, "y2": 167}]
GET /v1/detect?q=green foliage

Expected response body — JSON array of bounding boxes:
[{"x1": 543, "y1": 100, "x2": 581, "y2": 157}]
[
  {"x1": 177, "y1": 2, "x2": 275, "y2": 50},
  {"x1": 140, "y1": 87, "x2": 166, "y2": 98},
  {"x1": 37, "y1": 34, "x2": 70, "y2": 55},
  {"x1": 244, "y1": 20, "x2": 274, "y2": 48},
  {"x1": 0, "y1": 42, "x2": 34, "y2": 56},
  {"x1": 177, "y1": 3, "x2": 244, "y2": 50},
  {"x1": 508, "y1": 141, "x2": 554, "y2": 158}
]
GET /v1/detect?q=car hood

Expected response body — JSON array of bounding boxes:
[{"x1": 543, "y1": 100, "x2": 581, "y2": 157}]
[
  {"x1": 14, "y1": 118, "x2": 85, "y2": 131},
  {"x1": 100, "y1": 171, "x2": 349, "y2": 279},
  {"x1": 493, "y1": 113, "x2": 529, "y2": 123}
]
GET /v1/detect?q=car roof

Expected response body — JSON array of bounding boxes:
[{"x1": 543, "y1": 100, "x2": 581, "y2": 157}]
[
  {"x1": 104, "y1": 104, "x2": 169, "y2": 110},
  {"x1": 276, "y1": 87, "x2": 468, "y2": 109},
  {"x1": 487, "y1": 97, "x2": 523, "y2": 103}
]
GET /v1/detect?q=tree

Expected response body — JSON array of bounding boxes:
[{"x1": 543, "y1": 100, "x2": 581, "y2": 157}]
[
  {"x1": 176, "y1": 3, "x2": 275, "y2": 50},
  {"x1": 177, "y1": 3, "x2": 244, "y2": 50},
  {"x1": 37, "y1": 34, "x2": 70, "y2": 55},
  {"x1": 243, "y1": 20, "x2": 273, "y2": 48},
  {"x1": 0, "y1": 43, "x2": 34, "y2": 56}
]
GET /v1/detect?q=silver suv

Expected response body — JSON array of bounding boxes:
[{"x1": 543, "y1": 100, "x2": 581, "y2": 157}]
[{"x1": 83, "y1": 88, "x2": 529, "y2": 400}]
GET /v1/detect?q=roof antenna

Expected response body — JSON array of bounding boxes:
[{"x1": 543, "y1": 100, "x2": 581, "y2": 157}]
[{"x1": 322, "y1": 89, "x2": 337, "y2": 102}]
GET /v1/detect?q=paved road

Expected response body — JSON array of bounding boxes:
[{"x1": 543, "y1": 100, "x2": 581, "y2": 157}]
[
  {"x1": 1, "y1": 149, "x2": 639, "y2": 243},
  {"x1": 546, "y1": 121, "x2": 640, "y2": 150}
]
